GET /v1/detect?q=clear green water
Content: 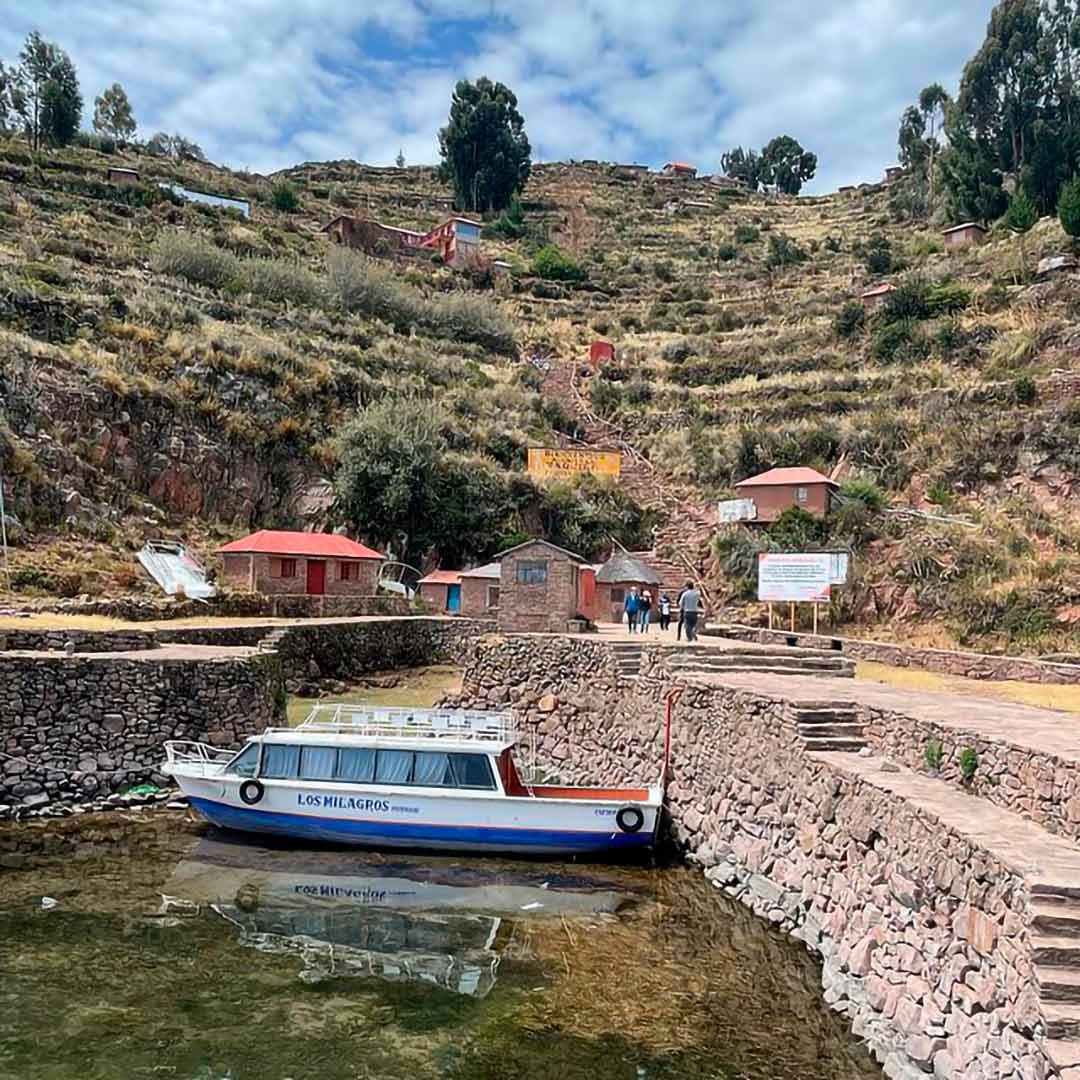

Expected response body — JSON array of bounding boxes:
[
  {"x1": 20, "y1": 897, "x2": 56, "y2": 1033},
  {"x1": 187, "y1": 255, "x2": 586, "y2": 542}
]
[{"x1": 0, "y1": 814, "x2": 880, "y2": 1080}]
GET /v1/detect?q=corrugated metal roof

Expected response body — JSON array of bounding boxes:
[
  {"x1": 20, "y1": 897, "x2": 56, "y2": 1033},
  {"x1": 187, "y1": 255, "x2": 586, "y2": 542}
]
[
  {"x1": 735, "y1": 467, "x2": 837, "y2": 488},
  {"x1": 417, "y1": 569, "x2": 462, "y2": 585},
  {"x1": 861, "y1": 283, "x2": 895, "y2": 297},
  {"x1": 460, "y1": 561, "x2": 501, "y2": 580},
  {"x1": 218, "y1": 530, "x2": 384, "y2": 559}
]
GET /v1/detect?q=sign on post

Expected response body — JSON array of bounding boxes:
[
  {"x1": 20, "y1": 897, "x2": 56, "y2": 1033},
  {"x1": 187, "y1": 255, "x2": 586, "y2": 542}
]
[
  {"x1": 527, "y1": 448, "x2": 622, "y2": 480},
  {"x1": 757, "y1": 553, "x2": 833, "y2": 602},
  {"x1": 718, "y1": 498, "x2": 757, "y2": 523}
]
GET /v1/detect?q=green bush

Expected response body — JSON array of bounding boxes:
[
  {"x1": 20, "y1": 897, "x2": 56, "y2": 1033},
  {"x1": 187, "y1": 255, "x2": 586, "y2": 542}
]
[
  {"x1": 958, "y1": 747, "x2": 978, "y2": 783},
  {"x1": 716, "y1": 243, "x2": 738, "y2": 262},
  {"x1": 871, "y1": 318, "x2": 928, "y2": 363},
  {"x1": 531, "y1": 244, "x2": 586, "y2": 282},
  {"x1": 733, "y1": 224, "x2": 760, "y2": 244},
  {"x1": 484, "y1": 199, "x2": 526, "y2": 239},
  {"x1": 924, "y1": 739, "x2": 944, "y2": 770},
  {"x1": 1059, "y1": 176, "x2": 1080, "y2": 238},
  {"x1": 926, "y1": 281, "x2": 971, "y2": 315},
  {"x1": 860, "y1": 233, "x2": 893, "y2": 275},
  {"x1": 1014, "y1": 375, "x2": 1038, "y2": 404},
  {"x1": 824, "y1": 234, "x2": 842, "y2": 253},
  {"x1": 840, "y1": 477, "x2": 889, "y2": 511},
  {"x1": 880, "y1": 278, "x2": 930, "y2": 322},
  {"x1": 766, "y1": 506, "x2": 830, "y2": 549},
  {"x1": 270, "y1": 181, "x2": 300, "y2": 212},
  {"x1": 765, "y1": 233, "x2": 807, "y2": 268},
  {"x1": 833, "y1": 301, "x2": 865, "y2": 338}
]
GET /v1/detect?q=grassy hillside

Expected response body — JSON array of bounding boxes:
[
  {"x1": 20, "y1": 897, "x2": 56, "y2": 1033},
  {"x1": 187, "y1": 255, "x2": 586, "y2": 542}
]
[{"x1": 1, "y1": 141, "x2": 1079, "y2": 652}]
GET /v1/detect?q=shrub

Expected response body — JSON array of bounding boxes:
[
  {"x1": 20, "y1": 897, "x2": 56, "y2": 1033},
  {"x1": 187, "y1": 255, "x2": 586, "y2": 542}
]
[
  {"x1": 149, "y1": 231, "x2": 238, "y2": 289},
  {"x1": 833, "y1": 301, "x2": 865, "y2": 338},
  {"x1": 926, "y1": 282, "x2": 971, "y2": 315},
  {"x1": 531, "y1": 244, "x2": 586, "y2": 282},
  {"x1": 240, "y1": 257, "x2": 323, "y2": 305},
  {"x1": 958, "y1": 747, "x2": 978, "y2": 783},
  {"x1": 653, "y1": 259, "x2": 676, "y2": 282},
  {"x1": 733, "y1": 224, "x2": 760, "y2": 244},
  {"x1": 765, "y1": 233, "x2": 807, "y2": 268},
  {"x1": 880, "y1": 278, "x2": 930, "y2": 322},
  {"x1": 840, "y1": 477, "x2": 889, "y2": 511},
  {"x1": 871, "y1": 319, "x2": 928, "y2": 363},
  {"x1": 270, "y1": 181, "x2": 300, "y2": 212},
  {"x1": 924, "y1": 739, "x2": 944, "y2": 770},
  {"x1": 717, "y1": 243, "x2": 738, "y2": 262},
  {"x1": 1059, "y1": 176, "x2": 1080, "y2": 239},
  {"x1": 861, "y1": 232, "x2": 893, "y2": 275},
  {"x1": 766, "y1": 506, "x2": 830, "y2": 549},
  {"x1": 661, "y1": 338, "x2": 699, "y2": 362},
  {"x1": 1014, "y1": 375, "x2": 1038, "y2": 404},
  {"x1": 484, "y1": 199, "x2": 526, "y2": 239},
  {"x1": 824, "y1": 234, "x2": 842, "y2": 253}
]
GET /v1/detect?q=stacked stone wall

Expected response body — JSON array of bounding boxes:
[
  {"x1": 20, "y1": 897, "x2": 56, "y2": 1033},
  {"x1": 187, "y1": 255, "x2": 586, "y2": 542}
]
[
  {"x1": 443, "y1": 636, "x2": 1051, "y2": 1080},
  {"x1": 0, "y1": 653, "x2": 282, "y2": 810},
  {"x1": 716, "y1": 625, "x2": 1080, "y2": 685}
]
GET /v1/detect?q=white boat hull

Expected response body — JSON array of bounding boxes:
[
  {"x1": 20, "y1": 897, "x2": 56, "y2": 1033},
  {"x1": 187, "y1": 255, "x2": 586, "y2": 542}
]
[{"x1": 174, "y1": 775, "x2": 659, "y2": 857}]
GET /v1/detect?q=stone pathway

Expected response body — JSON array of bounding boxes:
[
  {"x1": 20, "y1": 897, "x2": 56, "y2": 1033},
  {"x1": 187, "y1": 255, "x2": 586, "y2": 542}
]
[
  {"x1": 2, "y1": 644, "x2": 260, "y2": 661},
  {"x1": 706, "y1": 670, "x2": 1080, "y2": 768},
  {"x1": 825, "y1": 752, "x2": 1080, "y2": 1077}
]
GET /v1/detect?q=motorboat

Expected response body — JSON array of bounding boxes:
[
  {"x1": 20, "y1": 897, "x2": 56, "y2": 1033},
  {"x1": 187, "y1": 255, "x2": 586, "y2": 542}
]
[{"x1": 162, "y1": 705, "x2": 662, "y2": 856}]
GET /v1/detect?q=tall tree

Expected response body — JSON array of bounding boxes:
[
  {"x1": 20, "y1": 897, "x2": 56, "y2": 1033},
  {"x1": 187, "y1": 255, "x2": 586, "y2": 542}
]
[
  {"x1": 438, "y1": 77, "x2": 531, "y2": 213},
  {"x1": 720, "y1": 146, "x2": 763, "y2": 190},
  {"x1": 1003, "y1": 187, "x2": 1038, "y2": 280},
  {"x1": 897, "y1": 106, "x2": 928, "y2": 169},
  {"x1": 0, "y1": 61, "x2": 23, "y2": 134},
  {"x1": 760, "y1": 135, "x2": 817, "y2": 195},
  {"x1": 919, "y1": 83, "x2": 950, "y2": 208},
  {"x1": 146, "y1": 131, "x2": 205, "y2": 161},
  {"x1": 14, "y1": 32, "x2": 82, "y2": 150},
  {"x1": 93, "y1": 82, "x2": 136, "y2": 141},
  {"x1": 939, "y1": 125, "x2": 1009, "y2": 223}
]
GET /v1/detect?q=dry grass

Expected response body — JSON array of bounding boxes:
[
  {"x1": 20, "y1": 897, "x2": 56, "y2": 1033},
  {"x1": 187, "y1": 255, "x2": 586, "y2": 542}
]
[
  {"x1": 285, "y1": 665, "x2": 463, "y2": 725},
  {"x1": 856, "y1": 660, "x2": 1080, "y2": 714}
]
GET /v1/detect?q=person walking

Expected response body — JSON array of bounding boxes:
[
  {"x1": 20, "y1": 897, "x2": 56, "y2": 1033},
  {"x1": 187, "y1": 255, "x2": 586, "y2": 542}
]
[
  {"x1": 679, "y1": 581, "x2": 702, "y2": 643},
  {"x1": 659, "y1": 592, "x2": 671, "y2": 632},
  {"x1": 624, "y1": 587, "x2": 640, "y2": 633},
  {"x1": 676, "y1": 584, "x2": 687, "y2": 640},
  {"x1": 639, "y1": 590, "x2": 653, "y2": 633}
]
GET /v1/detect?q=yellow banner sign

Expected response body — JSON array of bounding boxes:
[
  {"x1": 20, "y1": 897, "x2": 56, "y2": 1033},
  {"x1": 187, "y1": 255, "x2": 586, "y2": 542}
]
[{"x1": 527, "y1": 448, "x2": 622, "y2": 480}]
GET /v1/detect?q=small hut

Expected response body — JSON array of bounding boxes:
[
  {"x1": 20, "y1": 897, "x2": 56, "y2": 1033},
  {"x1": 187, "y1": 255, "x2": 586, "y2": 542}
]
[{"x1": 595, "y1": 553, "x2": 662, "y2": 624}]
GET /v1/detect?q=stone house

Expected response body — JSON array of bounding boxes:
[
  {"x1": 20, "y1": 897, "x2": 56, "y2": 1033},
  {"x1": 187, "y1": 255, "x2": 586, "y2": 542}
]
[
  {"x1": 218, "y1": 530, "x2": 384, "y2": 597},
  {"x1": 860, "y1": 282, "x2": 895, "y2": 312},
  {"x1": 107, "y1": 167, "x2": 139, "y2": 185},
  {"x1": 595, "y1": 553, "x2": 662, "y2": 623},
  {"x1": 417, "y1": 569, "x2": 462, "y2": 613},
  {"x1": 734, "y1": 467, "x2": 839, "y2": 524},
  {"x1": 496, "y1": 539, "x2": 589, "y2": 634},
  {"x1": 460, "y1": 562, "x2": 501, "y2": 617},
  {"x1": 943, "y1": 222, "x2": 987, "y2": 250},
  {"x1": 883, "y1": 166, "x2": 904, "y2": 184}
]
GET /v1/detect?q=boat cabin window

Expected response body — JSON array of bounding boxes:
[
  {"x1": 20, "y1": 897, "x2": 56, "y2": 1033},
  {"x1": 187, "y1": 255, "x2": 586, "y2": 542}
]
[
  {"x1": 225, "y1": 743, "x2": 259, "y2": 777},
  {"x1": 254, "y1": 742, "x2": 495, "y2": 790}
]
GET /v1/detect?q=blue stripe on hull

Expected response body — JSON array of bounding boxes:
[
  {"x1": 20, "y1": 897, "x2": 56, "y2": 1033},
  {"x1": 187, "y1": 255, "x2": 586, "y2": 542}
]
[{"x1": 188, "y1": 798, "x2": 653, "y2": 855}]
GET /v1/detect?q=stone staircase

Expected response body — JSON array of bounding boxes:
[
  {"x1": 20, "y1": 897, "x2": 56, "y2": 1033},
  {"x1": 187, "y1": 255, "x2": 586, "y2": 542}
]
[
  {"x1": 610, "y1": 642, "x2": 644, "y2": 679},
  {"x1": 788, "y1": 702, "x2": 867, "y2": 752},
  {"x1": 257, "y1": 628, "x2": 287, "y2": 654},
  {"x1": 664, "y1": 644, "x2": 855, "y2": 679},
  {"x1": 1032, "y1": 887, "x2": 1080, "y2": 1070}
]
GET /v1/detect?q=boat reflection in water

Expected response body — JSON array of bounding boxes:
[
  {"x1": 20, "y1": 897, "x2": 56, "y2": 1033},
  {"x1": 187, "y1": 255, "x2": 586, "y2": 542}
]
[{"x1": 162, "y1": 837, "x2": 644, "y2": 997}]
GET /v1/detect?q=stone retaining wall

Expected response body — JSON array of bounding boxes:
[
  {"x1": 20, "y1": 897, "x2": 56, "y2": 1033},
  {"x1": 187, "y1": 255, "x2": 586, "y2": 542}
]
[
  {"x1": 0, "y1": 652, "x2": 283, "y2": 811},
  {"x1": 714, "y1": 624, "x2": 1080, "y2": 685},
  {"x1": 0, "y1": 628, "x2": 157, "y2": 652},
  {"x1": 442, "y1": 636, "x2": 1051, "y2": 1080}
]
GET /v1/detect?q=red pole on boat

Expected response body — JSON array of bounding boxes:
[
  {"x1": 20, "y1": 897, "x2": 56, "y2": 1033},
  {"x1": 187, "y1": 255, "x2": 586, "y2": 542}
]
[{"x1": 663, "y1": 688, "x2": 682, "y2": 788}]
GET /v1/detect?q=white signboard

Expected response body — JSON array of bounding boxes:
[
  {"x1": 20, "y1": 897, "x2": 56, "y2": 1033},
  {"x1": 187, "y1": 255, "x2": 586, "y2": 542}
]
[
  {"x1": 718, "y1": 498, "x2": 757, "y2": 523},
  {"x1": 757, "y1": 553, "x2": 832, "y2": 603},
  {"x1": 829, "y1": 552, "x2": 849, "y2": 585}
]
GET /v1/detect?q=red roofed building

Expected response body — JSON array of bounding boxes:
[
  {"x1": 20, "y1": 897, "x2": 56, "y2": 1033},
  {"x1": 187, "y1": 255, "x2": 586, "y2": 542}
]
[
  {"x1": 218, "y1": 530, "x2": 384, "y2": 597},
  {"x1": 734, "y1": 467, "x2": 839, "y2": 523},
  {"x1": 860, "y1": 282, "x2": 896, "y2": 312},
  {"x1": 417, "y1": 569, "x2": 463, "y2": 612},
  {"x1": 662, "y1": 162, "x2": 697, "y2": 177}
]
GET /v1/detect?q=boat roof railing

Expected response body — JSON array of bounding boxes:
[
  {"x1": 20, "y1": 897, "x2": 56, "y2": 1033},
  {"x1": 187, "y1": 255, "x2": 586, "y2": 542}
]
[{"x1": 281, "y1": 704, "x2": 519, "y2": 745}]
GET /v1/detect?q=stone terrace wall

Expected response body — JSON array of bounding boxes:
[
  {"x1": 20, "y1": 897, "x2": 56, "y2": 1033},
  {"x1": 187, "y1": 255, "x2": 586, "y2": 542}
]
[
  {"x1": 861, "y1": 702, "x2": 1080, "y2": 844},
  {"x1": 0, "y1": 652, "x2": 283, "y2": 810},
  {"x1": 0, "y1": 628, "x2": 157, "y2": 652},
  {"x1": 444, "y1": 636, "x2": 1050, "y2": 1080},
  {"x1": 715, "y1": 625, "x2": 1080, "y2": 685}
]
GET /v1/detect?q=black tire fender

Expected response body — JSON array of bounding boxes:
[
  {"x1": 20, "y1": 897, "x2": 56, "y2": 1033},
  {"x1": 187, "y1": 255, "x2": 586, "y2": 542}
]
[
  {"x1": 239, "y1": 779, "x2": 265, "y2": 806},
  {"x1": 616, "y1": 805, "x2": 645, "y2": 833}
]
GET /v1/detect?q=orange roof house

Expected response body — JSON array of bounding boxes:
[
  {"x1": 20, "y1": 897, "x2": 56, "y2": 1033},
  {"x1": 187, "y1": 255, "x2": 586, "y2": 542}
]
[
  {"x1": 860, "y1": 282, "x2": 896, "y2": 311},
  {"x1": 218, "y1": 530, "x2": 383, "y2": 597},
  {"x1": 734, "y1": 468, "x2": 839, "y2": 523}
]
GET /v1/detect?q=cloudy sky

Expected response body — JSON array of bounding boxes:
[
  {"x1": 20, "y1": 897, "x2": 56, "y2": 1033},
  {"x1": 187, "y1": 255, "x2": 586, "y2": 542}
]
[{"x1": 1, "y1": 1, "x2": 995, "y2": 192}]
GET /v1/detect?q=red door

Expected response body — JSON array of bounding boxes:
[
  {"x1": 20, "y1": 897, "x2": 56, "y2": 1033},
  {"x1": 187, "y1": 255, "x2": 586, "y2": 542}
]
[{"x1": 306, "y1": 559, "x2": 326, "y2": 595}]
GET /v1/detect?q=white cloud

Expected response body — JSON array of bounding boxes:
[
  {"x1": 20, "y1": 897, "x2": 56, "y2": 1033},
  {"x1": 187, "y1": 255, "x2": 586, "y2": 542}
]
[{"x1": 0, "y1": 0, "x2": 995, "y2": 190}]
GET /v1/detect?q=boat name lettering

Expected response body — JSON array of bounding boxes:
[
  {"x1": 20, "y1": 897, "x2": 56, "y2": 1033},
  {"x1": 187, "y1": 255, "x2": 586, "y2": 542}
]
[
  {"x1": 293, "y1": 884, "x2": 389, "y2": 901},
  {"x1": 594, "y1": 807, "x2": 616, "y2": 817},
  {"x1": 297, "y1": 794, "x2": 391, "y2": 812}
]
